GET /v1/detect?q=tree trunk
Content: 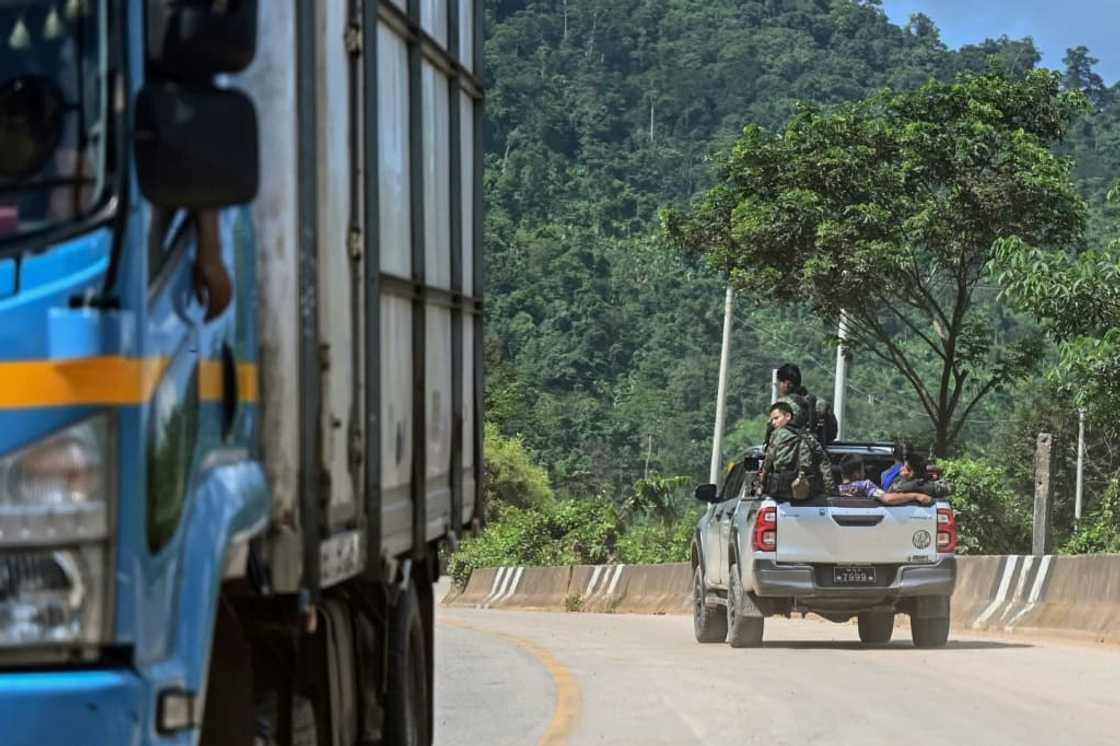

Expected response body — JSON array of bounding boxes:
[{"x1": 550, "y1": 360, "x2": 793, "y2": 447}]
[{"x1": 933, "y1": 420, "x2": 951, "y2": 459}]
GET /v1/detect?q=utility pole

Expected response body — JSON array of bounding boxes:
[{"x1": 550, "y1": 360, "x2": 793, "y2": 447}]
[
  {"x1": 1033, "y1": 432, "x2": 1054, "y2": 555},
  {"x1": 644, "y1": 434, "x2": 653, "y2": 480},
  {"x1": 709, "y1": 287, "x2": 735, "y2": 485},
  {"x1": 833, "y1": 311, "x2": 850, "y2": 441},
  {"x1": 1075, "y1": 409, "x2": 1086, "y2": 524}
]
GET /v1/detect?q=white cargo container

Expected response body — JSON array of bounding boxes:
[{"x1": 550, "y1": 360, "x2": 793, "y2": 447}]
[
  {"x1": 235, "y1": 1, "x2": 483, "y2": 741},
  {"x1": 244, "y1": 0, "x2": 482, "y2": 594}
]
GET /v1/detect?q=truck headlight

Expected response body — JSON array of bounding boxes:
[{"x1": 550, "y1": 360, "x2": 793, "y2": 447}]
[{"x1": 0, "y1": 415, "x2": 113, "y2": 650}]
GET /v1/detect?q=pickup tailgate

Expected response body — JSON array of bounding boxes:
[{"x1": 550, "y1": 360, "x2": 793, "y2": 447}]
[{"x1": 775, "y1": 499, "x2": 937, "y2": 564}]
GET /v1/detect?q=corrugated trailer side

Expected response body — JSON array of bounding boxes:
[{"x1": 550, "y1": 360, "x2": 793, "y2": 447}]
[
  {"x1": 245, "y1": 0, "x2": 482, "y2": 593},
  {"x1": 223, "y1": 2, "x2": 482, "y2": 741}
]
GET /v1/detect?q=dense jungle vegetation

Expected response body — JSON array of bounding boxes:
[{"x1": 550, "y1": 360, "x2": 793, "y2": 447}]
[{"x1": 460, "y1": 0, "x2": 1120, "y2": 575}]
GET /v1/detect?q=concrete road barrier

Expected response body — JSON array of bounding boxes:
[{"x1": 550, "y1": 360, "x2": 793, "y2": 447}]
[
  {"x1": 951, "y1": 555, "x2": 1013, "y2": 628},
  {"x1": 449, "y1": 566, "x2": 502, "y2": 607},
  {"x1": 609, "y1": 563, "x2": 691, "y2": 614},
  {"x1": 444, "y1": 555, "x2": 1120, "y2": 642},
  {"x1": 506, "y1": 566, "x2": 574, "y2": 610},
  {"x1": 578, "y1": 564, "x2": 628, "y2": 612},
  {"x1": 1001, "y1": 554, "x2": 1120, "y2": 641}
]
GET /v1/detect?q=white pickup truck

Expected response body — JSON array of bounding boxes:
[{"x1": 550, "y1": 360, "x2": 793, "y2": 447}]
[{"x1": 691, "y1": 443, "x2": 957, "y2": 648}]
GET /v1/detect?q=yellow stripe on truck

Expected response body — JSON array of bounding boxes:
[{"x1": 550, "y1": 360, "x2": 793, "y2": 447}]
[
  {"x1": 198, "y1": 361, "x2": 259, "y2": 405},
  {"x1": 0, "y1": 356, "x2": 169, "y2": 409},
  {"x1": 0, "y1": 356, "x2": 258, "y2": 409}
]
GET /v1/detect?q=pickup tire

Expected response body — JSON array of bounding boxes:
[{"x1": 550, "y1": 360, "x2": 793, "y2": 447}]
[
  {"x1": 857, "y1": 612, "x2": 894, "y2": 645},
  {"x1": 911, "y1": 614, "x2": 950, "y2": 648},
  {"x1": 726, "y1": 563, "x2": 764, "y2": 648},
  {"x1": 692, "y1": 565, "x2": 727, "y2": 643}
]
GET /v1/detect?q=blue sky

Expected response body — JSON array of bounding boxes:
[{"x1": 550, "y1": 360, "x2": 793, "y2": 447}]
[{"x1": 881, "y1": 0, "x2": 1120, "y2": 84}]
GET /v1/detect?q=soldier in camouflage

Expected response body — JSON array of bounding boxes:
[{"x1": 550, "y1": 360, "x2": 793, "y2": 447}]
[
  {"x1": 775, "y1": 363, "x2": 813, "y2": 430},
  {"x1": 768, "y1": 363, "x2": 838, "y2": 445},
  {"x1": 758, "y1": 402, "x2": 837, "y2": 499}
]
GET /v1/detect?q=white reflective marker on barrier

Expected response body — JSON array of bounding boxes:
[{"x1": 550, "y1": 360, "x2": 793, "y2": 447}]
[
  {"x1": 974, "y1": 555, "x2": 1021, "y2": 628},
  {"x1": 493, "y1": 566, "x2": 525, "y2": 607},
  {"x1": 1006, "y1": 555, "x2": 1053, "y2": 630},
  {"x1": 1000, "y1": 555, "x2": 1035, "y2": 623},
  {"x1": 479, "y1": 567, "x2": 509, "y2": 608},
  {"x1": 487, "y1": 566, "x2": 520, "y2": 608},
  {"x1": 585, "y1": 565, "x2": 605, "y2": 596},
  {"x1": 606, "y1": 565, "x2": 626, "y2": 595}
]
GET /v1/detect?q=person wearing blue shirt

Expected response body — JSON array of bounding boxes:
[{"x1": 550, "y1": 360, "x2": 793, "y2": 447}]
[{"x1": 880, "y1": 441, "x2": 911, "y2": 490}]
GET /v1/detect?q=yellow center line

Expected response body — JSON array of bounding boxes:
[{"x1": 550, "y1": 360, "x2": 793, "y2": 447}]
[{"x1": 438, "y1": 616, "x2": 581, "y2": 745}]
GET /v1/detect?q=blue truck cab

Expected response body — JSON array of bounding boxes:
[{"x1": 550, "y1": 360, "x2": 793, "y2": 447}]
[{"x1": 0, "y1": 3, "x2": 484, "y2": 745}]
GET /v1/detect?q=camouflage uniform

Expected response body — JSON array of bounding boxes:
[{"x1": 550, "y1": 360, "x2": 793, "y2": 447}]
[
  {"x1": 761, "y1": 426, "x2": 837, "y2": 499},
  {"x1": 764, "y1": 392, "x2": 812, "y2": 447},
  {"x1": 781, "y1": 392, "x2": 812, "y2": 429},
  {"x1": 888, "y1": 477, "x2": 953, "y2": 499},
  {"x1": 768, "y1": 390, "x2": 837, "y2": 446}
]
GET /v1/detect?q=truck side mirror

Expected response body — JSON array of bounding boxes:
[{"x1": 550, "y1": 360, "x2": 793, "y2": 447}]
[
  {"x1": 694, "y1": 484, "x2": 718, "y2": 503},
  {"x1": 134, "y1": 83, "x2": 259, "y2": 209},
  {"x1": 148, "y1": 0, "x2": 258, "y2": 78}
]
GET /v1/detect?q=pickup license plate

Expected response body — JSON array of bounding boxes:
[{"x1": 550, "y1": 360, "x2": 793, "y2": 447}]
[{"x1": 833, "y1": 566, "x2": 877, "y2": 585}]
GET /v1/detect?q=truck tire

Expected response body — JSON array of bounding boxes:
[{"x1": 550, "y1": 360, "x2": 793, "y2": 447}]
[
  {"x1": 385, "y1": 581, "x2": 432, "y2": 746},
  {"x1": 692, "y1": 565, "x2": 727, "y2": 643},
  {"x1": 911, "y1": 615, "x2": 950, "y2": 648},
  {"x1": 857, "y1": 612, "x2": 894, "y2": 645},
  {"x1": 726, "y1": 563, "x2": 764, "y2": 648}
]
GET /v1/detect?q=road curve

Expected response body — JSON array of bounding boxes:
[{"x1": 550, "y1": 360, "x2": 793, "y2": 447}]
[{"x1": 435, "y1": 603, "x2": 1120, "y2": 746}]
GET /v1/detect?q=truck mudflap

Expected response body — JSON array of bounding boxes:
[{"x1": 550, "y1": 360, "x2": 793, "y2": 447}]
[
  {"x1": 0, "y1": 669, "x2": 144, "y2": 746},
  {"x1": 752, "y1": 557, "x2": 957, "y2": 599}
]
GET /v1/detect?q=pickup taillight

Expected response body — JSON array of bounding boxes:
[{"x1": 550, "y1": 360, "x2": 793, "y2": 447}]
[
  {"x1": 753, "y1": 506, "x2": 777, "y2": 552},
  {"x1": 937, "y1": 507, "x2": 958, "y2": 553}
]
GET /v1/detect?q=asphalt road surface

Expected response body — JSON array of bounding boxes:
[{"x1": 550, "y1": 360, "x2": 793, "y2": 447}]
[{"x1": 434, "y1": 598, "x2": 1120, "y2": 745}]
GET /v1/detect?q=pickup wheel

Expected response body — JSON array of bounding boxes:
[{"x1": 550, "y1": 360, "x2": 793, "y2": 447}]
[
  {"x1": 911, "y1": 615, "x2": 950, "y2": 648},
  {"x1": 726, "y1": 563, "x2": 764, "y2": 648},
  {"x1": 857, "y1": 612, "x2": 894, "y2": 645},
  {"x1": 692, "y1": 565, "x2": 727, "y2": 643}
]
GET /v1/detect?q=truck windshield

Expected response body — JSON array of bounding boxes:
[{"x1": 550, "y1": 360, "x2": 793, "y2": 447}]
[{"x1": 0, "y1": 0, "x2": 109, "y2": 249}]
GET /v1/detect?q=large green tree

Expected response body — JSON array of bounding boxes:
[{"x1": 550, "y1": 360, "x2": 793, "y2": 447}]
[
  {"x1": 663, "y1": 72, "x2": 1088, "y2": 455},
  {"x1": 992, "y1": 187, "x2": 1120, "y2": 431}
]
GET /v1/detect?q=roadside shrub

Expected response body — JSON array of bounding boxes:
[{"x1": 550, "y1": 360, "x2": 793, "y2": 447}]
[
  {"x1": 938, "y1": 458, "x2": 1032, "y2": 555},
  {"x1": 447, "y1": 500, "x2": 622, "y2": 588},
  {"x1": 1062, "y1": 479, "x2": 1120, "y2": 554},
  {"x1": 615, "y1": 508, "x2": 698, "y2": 564},
  {"x1": 483, "y1": 421, "x2": 554, "y2": 516}
]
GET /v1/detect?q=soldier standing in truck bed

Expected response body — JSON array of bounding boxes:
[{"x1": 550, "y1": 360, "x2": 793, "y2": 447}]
[
  {"x1": 758, "y1": 401, "x2": 837, "y2": 499},
  {"x1": 765, "y1": 363, "x2": 838, "y2": 447}
]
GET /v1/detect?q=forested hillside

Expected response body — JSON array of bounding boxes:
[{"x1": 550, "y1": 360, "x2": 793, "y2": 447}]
[{"x1": 481, "y1": 0, "x2": 1120, "y2": 529}]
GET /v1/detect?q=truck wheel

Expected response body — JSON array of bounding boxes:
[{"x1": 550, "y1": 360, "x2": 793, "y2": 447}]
[
  {"x1": 911, "y1": 615, "x2": 950, "y2": 648},
  {"x1": 692, "y1": 565, "x2": 727, "y2": 643},
  {"x1": 726, "y1": 563, "x2": 764, "y2": 648},
  {"x1": 857, "y1": 612, "x2": 894, "y2": 645},
  {"x1": 385, "y1": 581, "x2": 432, "y2": 746}
]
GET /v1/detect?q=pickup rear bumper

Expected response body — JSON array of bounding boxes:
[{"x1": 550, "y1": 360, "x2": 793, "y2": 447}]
[{"x1": 752, "y1": 556, "x2": 956, "y2": 600}]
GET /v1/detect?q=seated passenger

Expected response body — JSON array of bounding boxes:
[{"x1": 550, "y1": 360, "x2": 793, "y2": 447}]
[
  {"x1": 887, "y1": 451, "x2": 953, "y2": 501},
  {"x1": 880, "y1": 440, "x2": 911, "y2": 490},
  {"x1": 758, "y1": 402, "x2": 836, "y2": 499},
  {"x1": 839, "y1": 455, "x2": 935, "y2": 506}
]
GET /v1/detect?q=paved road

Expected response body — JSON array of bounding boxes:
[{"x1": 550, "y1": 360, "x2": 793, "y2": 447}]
[{"x1": 435, "y1": 601, "x2": 1120, "y2": 746}]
